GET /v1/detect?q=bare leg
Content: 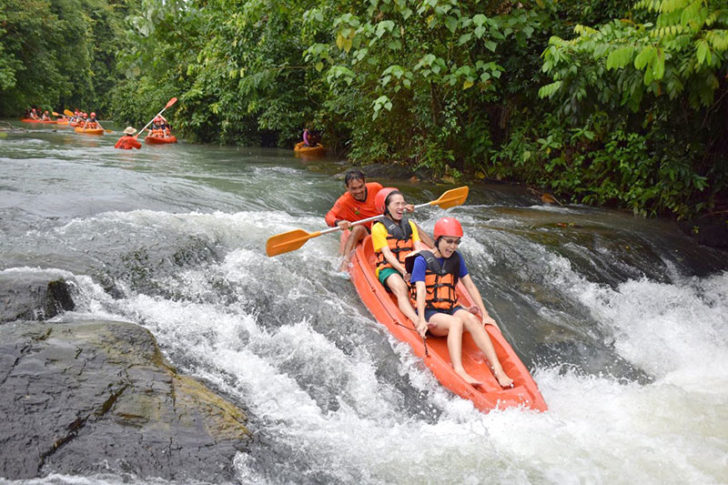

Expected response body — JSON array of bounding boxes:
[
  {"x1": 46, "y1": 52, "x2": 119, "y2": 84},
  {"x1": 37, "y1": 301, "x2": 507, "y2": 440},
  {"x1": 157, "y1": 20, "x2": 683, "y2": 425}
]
[
  {"x1": 457, "y1": 310, "x2": 514, "y2": 388},
  {"x1": 340, "y1": 225, "x2": 367, "y2": 270},
  {"x1": 385, "y1": 274, "x2": 419, "y2": 325},
  {"x1": 428, "y1": 313, "x2": 483, "y2": 387}
]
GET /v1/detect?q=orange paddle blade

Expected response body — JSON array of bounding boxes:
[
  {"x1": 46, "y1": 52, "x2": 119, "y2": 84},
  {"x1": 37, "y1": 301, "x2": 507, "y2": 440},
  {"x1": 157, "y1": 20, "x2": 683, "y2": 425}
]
[
  {"x1": 266, "y1": 228, "x2": 322, "y2": 257},
  {"x1": 429, "y1": 186, "x2": 469, "y2": 209},
  {"x1": 64, "y1": 109, "x2": 74, "y2": 117},
  {"x1": 166, "y1": 97, "x2": 178, "y2": 108}
]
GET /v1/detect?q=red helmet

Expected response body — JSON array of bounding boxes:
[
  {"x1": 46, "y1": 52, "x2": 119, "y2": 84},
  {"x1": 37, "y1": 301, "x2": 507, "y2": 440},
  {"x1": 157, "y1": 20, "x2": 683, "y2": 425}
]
[
  {"x1": 375, "y1": 187, "x2": 398, "y2": 214},
  {"x1": 433, "y1": 217, "x2": 463, "y2": 240},
  {"x1": 90, "y1": 112, "x2": 96, "y2": 117}
]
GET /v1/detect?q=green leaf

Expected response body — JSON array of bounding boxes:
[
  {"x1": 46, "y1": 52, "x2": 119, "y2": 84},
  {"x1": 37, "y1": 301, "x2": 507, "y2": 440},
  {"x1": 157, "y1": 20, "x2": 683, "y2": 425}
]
[
  {"x1": 538, "y1": 81, "x2": 562, "y2": 98},
  {"x1": 696, "y1": 39, "x2": 711, "y2": 65},
  {"x1": 606, "y1": 46, "x2": 635, "y2": 70},
  {"x1": 458, "y1": 33, "x2": 472, "y2": 45},
  {"x1": 634, "y1": 45, "x2": 657, "y2": 70}
]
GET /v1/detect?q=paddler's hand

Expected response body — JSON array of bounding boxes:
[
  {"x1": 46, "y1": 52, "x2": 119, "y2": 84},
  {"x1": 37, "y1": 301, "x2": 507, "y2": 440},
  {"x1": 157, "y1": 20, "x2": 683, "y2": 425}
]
[
  {"x1": 337, "y1": 220, "x2": 352, "y2": 230},
  {"x1": 415, "y1": 318, "x2": 428, "y2": 338},
  {"x1": 405, "y1": 204, "x2": 415, "y2": 213},
  {"x1": 481, "y1": 313, "x2": 499, "y2": 329}
]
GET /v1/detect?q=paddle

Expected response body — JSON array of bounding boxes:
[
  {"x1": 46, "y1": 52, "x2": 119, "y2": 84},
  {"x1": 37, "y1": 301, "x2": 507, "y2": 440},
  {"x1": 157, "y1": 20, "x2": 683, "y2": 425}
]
[
  {"x1": 64, "y1": 109, "x2": 74, "y2": 117},
  {"x1": 133, "y1": 97, "x2": 178, "y2": 139},
  {"x1": 266, "y1": 186, "x2": 469, "y2": 257}
]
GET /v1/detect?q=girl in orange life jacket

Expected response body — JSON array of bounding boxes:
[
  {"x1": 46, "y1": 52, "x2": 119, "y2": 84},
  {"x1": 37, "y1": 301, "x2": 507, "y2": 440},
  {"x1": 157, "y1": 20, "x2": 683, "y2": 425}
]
[
  {"x1": 407, "y1": 217, "x2": 514, "y2": 388},
  {"x1": 83, "y1": 112, "x2": 101, "y2": 130},
  {"x1": 371, "y1": 188, "x2": 427, "y2": 329}
]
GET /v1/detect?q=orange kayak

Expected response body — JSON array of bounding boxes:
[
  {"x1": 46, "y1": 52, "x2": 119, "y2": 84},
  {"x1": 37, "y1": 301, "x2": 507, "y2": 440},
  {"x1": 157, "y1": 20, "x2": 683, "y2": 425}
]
[
  {"x1": 145, "y1": 135, "x2": 177, "y2": 144},
  {"x1": 74, "y1": 127, "x2": 103, "y2": 135},
  {"x1": 21, "y1": 119, "x2": 56, "y2": 124},
  {"x1": 346, "y1": 232, "x2": 548, "y2": 413},
  {"x1": 294, "y1": 141, "x2": 325, "y2": 156}
]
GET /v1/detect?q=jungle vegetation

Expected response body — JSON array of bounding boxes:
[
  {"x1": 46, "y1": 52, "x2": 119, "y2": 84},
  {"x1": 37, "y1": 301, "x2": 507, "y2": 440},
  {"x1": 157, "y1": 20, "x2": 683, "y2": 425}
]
[{"x1": 1, "y1": 0, "x2": 726, "y2": 219}]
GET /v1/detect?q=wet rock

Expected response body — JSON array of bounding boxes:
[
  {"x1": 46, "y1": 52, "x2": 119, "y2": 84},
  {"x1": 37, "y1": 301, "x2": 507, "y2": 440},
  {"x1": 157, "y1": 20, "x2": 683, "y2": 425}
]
[
  {"x1": 0, "y1": 271, "x2": 75, "y2": 323},
  {"x1": 0, "y1": 320, "x2": 250, "y2": 482},
  {"x1": 679, "y1": 213, "x2": 728, "y2": 250}
]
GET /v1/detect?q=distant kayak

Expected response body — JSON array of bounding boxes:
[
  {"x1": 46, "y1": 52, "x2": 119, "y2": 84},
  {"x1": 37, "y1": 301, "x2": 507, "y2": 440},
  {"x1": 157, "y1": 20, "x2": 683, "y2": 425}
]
[
  {"x1": 74, "y1": 127, "x2": 104, "y2": 135},
  {"x1": 345, "y1": 232, "x2": 548, "y2": 413},
  {"x1": 294, "y1": 141, "x2": 325, "y2": 156},
  {"x1": 21, "y1": 119, "x2": 56, "y2": 124},
  {"x1": 145, "y1": 135, "x2": 177, "y2": 144}
]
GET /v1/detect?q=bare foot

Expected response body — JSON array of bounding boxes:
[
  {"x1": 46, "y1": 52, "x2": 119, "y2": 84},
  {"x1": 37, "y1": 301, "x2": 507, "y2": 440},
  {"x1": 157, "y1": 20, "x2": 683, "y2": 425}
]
[
  {"x1": 339, "y1": 259, "x2": 351, "y2": 272},
  {"x1": 455, "y1": 368, "x2": 483, "y2": 387},
  {"x1": 494, "y1": 369, "x2": 514, "y2": 388}
]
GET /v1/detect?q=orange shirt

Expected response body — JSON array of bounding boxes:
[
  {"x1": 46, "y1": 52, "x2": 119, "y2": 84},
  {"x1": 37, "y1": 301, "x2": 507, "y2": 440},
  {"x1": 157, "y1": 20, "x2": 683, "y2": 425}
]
[
  {"x1": 114, "y1": 136, "x2": 142, "y2": 150},
  {"x1": 325, "y1": 182, "x2": 383, "y2": 229}
]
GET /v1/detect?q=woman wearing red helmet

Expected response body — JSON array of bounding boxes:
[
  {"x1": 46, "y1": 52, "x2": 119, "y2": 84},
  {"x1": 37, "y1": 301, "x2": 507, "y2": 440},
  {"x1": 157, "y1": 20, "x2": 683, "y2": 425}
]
[
  {"x1": 371, "y1": 188, "x2": 427, "y2": 330},
  {"x1": 407, "y1": 217, "x2": 513, "y2": 388},
  {"x1": 82, "y1": 111, "x2": 103, "y2": 131}
]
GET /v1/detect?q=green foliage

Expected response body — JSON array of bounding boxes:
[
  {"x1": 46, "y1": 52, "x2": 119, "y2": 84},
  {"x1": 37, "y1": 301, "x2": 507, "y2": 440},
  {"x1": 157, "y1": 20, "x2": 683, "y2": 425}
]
[
  {"x1": 0, "y1": 0, "x2": 135, "y2": 117},
  {"x1": 537, "y1": 0, "x2": 727, "y2": 218}
]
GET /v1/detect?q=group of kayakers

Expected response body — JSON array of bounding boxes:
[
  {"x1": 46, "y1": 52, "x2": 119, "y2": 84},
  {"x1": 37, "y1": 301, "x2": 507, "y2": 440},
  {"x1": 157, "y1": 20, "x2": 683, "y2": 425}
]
[
  {"x1": 24, "y1": 108, "x2": 53, "y2": 121},
  {"x1": 326, "y1": 170, "x2": 514, "y2": 389}
]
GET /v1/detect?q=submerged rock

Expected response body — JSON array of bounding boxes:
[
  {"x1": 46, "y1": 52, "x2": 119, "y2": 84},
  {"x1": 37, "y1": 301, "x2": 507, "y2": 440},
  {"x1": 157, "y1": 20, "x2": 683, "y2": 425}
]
[{"x1": 0, "y1": 320, "x2": 250, "y2": 482}]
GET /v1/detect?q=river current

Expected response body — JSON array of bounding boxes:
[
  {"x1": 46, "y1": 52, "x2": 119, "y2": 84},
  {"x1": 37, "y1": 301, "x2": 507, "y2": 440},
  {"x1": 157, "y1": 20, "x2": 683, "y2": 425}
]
[{"x1": 1, "y1": 122, "x2": 727, "y2": 484}]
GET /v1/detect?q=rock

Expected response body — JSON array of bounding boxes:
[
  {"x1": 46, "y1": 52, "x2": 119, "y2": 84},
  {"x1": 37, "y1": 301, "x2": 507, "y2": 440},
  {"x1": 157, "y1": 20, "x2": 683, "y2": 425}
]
[
  {"x1": 678, "y1": 213, "x2": 728, "y2": 250},
  {"x1": 0, "y1": 270, "x2": 75, "y2": 323},
  {"x1": 0, "y1": 320, "x2": 250, "y2": 482}
]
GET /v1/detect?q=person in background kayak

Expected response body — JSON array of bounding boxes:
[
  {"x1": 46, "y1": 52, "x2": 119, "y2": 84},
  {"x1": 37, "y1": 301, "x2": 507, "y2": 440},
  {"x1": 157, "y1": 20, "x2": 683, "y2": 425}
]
[
  {"x1": 302, "y1": 127, "x2": 312, "y2": 147},
  {"x1": 41, "y1": 110, "x2": 51, "y2": 121},
  {"x1": 372, "y1": 188, "x2": 427, "y2": 327},
  {"x1": 326, "y1": 170, "x2": 383, "y2": 270},
  {"x1": 407, "y1": 217, "x2": 514, "y2": 388},
  {"x1": 83, "y1": 112, "x2": 103, "y2": 130},
  {"x1": 149, "y1": 116, "x2": 167, "y2": 137},
  {"x1": 114, "y1": 127, "x2": 142, "y2": 150}
]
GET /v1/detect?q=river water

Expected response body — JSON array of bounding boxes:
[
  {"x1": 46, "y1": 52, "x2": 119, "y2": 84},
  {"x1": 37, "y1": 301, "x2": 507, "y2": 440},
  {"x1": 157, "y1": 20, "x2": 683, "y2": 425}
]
[{"x1": 1, "y1": 122, "x2": 727, "y2": 484}]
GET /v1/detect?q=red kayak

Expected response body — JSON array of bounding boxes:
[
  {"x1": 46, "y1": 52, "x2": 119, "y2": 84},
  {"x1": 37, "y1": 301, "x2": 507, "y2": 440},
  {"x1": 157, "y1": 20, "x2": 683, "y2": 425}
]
[
  {"x1": 145, "y1": 135, "x2": 177, "y2": 144},
  {"x1": 345, "y1": 232, "x2": 548, "y2": 413}
]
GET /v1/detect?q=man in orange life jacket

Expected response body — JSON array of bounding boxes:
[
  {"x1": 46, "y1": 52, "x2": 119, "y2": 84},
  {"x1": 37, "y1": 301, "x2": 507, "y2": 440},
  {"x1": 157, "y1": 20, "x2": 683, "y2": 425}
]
[
  {"x1": 114, "y1": 126, "x2": 142, "y2": 150},
  {"x1": 407, "y1": 217, "x2": 514, "y2": 388}
]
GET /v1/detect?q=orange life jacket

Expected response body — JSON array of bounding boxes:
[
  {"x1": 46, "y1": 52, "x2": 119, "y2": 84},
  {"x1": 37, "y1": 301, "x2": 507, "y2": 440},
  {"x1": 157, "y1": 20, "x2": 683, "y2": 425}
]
[
  {"x1": 408, "y1": 250, "x2": 461, "y2": 311},
  {"x1": 374, "y1": 217, "x2": 414, "y2": 272}
]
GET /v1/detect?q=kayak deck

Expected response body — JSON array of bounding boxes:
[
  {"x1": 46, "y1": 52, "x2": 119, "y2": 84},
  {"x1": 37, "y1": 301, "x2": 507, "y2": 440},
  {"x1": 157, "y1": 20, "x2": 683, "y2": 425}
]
[
  {"x1": 347, "y1": 233, "x2": 547, "y2": 413},
  {"x1": 74, "y1": 127, "x2": 103, "y2": 135}
]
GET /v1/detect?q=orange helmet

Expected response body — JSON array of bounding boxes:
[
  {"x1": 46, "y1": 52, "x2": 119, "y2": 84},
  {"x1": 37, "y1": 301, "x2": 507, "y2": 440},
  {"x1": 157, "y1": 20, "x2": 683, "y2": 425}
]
[
  {"x1": 433, "y1": 217, "x2": 463, "y2": 240},
  {"x1": 375, "y1": 187, "x2": 399, "y2": 214}
]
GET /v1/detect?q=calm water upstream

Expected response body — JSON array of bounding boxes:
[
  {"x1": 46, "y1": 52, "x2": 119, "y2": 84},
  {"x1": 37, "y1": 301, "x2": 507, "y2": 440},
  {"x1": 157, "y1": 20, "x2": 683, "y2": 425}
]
[{"x1": 1, "y1": 122, "x2": 727, "y2": 484}]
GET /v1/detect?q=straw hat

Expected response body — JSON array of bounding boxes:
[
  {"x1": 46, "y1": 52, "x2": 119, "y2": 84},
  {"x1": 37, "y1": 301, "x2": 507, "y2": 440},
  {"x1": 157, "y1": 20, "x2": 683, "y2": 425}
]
[{"x1": 123, "y1": 126, "x2": 137, "y2": 135}]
